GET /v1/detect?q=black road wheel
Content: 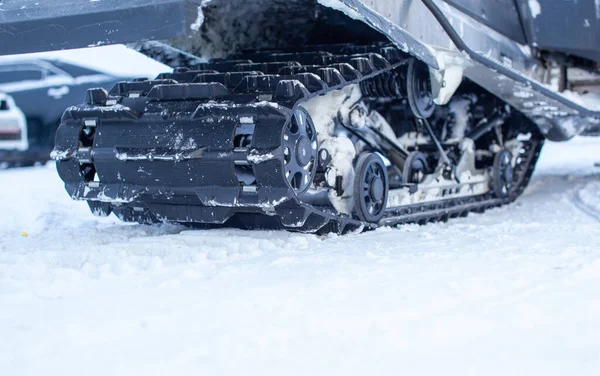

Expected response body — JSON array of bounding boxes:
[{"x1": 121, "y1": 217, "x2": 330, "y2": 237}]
[
  {"x1": 402, "y1": 151, "x2": 429, "y2": 184},
  {"x1": 282, "y1": 107, "x2": 319, "y2": 194},
  {"x1": 406, "y1": 58, "x2": 436, "y2": 119},
  {"x1": 492, "y1": 149, "x2": 514, "y2": 198},
  {"x1": 353, "y1": 153, "x2": 389, "y2": 223}
]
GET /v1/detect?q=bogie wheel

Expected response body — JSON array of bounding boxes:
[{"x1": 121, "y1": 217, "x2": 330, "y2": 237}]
[
  {"x1": 282, "y1": 107, "x2": 319, "y2": 194},
  {"x1": 402, "y1": 151, "x2": 429, "y2": 184},
  {"x1": 492, "y1": 149, "x2": 514, "y2": 198},
  {"x1": 353, "y1": 153, "x2": 389, "y2": 223}
]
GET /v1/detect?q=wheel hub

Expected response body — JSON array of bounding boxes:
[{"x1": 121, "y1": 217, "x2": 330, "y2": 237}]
[
  {"x1": 370, "y1": 176, "x2": 384, "y2": 201},
  {"x1": 295, "y1": 136, "x2": 313, "y2": 166}
]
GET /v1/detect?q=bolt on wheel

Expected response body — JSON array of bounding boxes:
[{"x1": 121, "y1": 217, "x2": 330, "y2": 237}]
[{"x1": 282, "y1": 107, "x2": 318, "y2": 194}]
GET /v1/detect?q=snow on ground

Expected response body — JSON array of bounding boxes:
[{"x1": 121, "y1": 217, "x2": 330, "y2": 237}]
[{"x1": 1, "y1": 138, "x2": 600, "y2": 375}]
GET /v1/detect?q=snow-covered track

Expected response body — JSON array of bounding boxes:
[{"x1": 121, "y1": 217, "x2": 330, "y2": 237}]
[{"x1": 51, "y1": 43, "x2": 544, "y2": 233}]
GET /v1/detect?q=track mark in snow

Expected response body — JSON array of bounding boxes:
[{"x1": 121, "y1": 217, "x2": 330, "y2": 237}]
[{"x1": 570, "y1": 180, "x2": 600, "y2": 222}]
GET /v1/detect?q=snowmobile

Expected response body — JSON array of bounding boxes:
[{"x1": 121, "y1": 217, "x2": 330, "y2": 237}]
[{"x1": 0, "y1": 0, "x2": 598, "y2": 233}]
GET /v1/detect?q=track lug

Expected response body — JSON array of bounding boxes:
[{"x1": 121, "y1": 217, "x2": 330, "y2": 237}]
[
  {"x1": 273, "y1": 80, "x2": 310, "y2": 102},
  {"x1": 195, "y1": 186, "x2": 240, "y2": 207},
  {"x1": 86, "y1": 88, "x2": 108, "y2": 105},
  {"x1": 88, "y1": 201, "x2": 112, "y2": 217}
]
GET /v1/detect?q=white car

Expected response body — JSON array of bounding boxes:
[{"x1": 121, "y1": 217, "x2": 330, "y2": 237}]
[{"x1": 0, "y1": 92, "x2": 28, "y2": 152}]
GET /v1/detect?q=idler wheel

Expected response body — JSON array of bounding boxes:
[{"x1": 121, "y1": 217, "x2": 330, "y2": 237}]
[
  {"x1": 282, "y1": 108, "x2": 318, "y2": 194},
  {"x1": 406, "y1": 58, "x2": 436, "y2": 119},
  {"x1": 492, "y1": 149, "x2": 514, "y2": 198},
  {"x1": 402, "y1": 151, "x2": 429, "y2": 184},
  {"x1": 353, "y1": 153, "x2": 389, "y2": 223}
]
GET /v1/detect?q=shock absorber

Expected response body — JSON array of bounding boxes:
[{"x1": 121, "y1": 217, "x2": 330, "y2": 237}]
[
  {"x1": 360, "y1": 58, "x2": 436, "y2": 119},
  {"x1": 360, "y1": 69, "x2": 406, "y2": 98}
]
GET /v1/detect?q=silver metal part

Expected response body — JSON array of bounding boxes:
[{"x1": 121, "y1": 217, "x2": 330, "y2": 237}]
[
  {"x1": 387, "y1": 136, "x2": 490, "y2": 208},
  {"x1": 330, "y1": 0, "x2": 600, "y2": 140}
]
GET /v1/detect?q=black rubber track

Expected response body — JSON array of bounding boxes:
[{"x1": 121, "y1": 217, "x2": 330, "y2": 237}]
[{"x1": 52, "y1": 43, "x2": 544, "y2": 234}]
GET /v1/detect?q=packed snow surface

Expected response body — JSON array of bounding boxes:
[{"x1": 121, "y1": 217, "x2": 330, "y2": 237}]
[{"x1": 2, "y1": 138, "x2": 600, "y2": 375}]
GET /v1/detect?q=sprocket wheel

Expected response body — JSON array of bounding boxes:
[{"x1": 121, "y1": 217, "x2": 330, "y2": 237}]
[
  {"x1": 353, "y1": 153, "x2": 389, "y2": 223},
  {"x1": 402, "y1": 151, "x2": 429, "y2": 184},
  {"x1": 492, "y1": 149, "x2": 514, "y2": 198},
  {"x1": 282, "y1": 107, "x2": 319, "y2": 194}
]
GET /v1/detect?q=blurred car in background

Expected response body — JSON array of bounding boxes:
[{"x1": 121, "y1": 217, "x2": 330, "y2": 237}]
[
  {"x1": 0, "y1": 92, "x2": 28, "y2": 164},
  {"x1": 0, "y1": 58, "x2": 131, "y2": 165}
]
